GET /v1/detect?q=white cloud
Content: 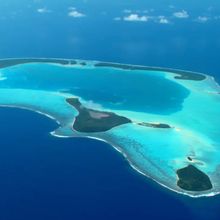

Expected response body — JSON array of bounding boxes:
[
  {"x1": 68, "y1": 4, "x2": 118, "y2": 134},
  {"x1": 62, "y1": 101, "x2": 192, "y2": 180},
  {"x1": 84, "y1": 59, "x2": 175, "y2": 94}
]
[
  {"x1": 68, "y1": 8, "x2": 85, "y2": 18},
  {"x1": 37, "y1": 7, "x2": 51, "y2": 13},
  {"x1": 124, "y1": 14, "x2": 149, "y2": 22},
  {"x1": 116, "y1": 13, "x2": 170, "y2": 24},
  {"x1": 158, "y1": 17, "x2": 170, "y2": 24},
  {"x1": 173, "y1": 10, "x2": 189, "y2": 18},
  {"x1": 196, "y1": 16, "x2": 209, "y2": 23},
  {"x1": 69, "y1": 11, "x2": 85, "y2": 18}
]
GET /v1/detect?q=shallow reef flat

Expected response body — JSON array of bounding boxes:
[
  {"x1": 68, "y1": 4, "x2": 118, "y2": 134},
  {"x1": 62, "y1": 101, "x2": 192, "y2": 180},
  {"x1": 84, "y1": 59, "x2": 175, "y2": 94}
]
[{"x1": 0, "y1": 58, "x2": 220, "y2": 197}]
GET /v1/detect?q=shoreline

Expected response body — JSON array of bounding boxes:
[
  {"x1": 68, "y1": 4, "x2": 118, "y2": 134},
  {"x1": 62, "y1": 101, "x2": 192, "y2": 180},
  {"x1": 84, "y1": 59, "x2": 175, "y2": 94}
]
[
  {"x1": 82, "y1": 136, "x2": 219, "y2": 199},
  {"x1": 0, "y1": 104, "x2": 217, "y2": 198},
  {"x1": 0, "y1": 57, "x2": 208, "y2": 81}
]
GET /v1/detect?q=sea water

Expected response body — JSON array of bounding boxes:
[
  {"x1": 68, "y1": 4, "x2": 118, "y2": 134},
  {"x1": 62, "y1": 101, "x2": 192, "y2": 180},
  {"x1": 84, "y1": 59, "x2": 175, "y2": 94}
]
[
  {"x1": 0, "y1": 0, "x2": 220, "y2": 219},
  {"x1": 0, "y1": 63, "x2": 189, "y2": 114}
]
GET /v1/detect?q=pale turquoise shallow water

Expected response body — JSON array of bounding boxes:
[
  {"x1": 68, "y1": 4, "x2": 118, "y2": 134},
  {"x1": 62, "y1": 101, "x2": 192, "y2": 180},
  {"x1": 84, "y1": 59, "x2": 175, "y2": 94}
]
[{"x1": 0, "y1": 59, "x2": 220, "y2": 197}]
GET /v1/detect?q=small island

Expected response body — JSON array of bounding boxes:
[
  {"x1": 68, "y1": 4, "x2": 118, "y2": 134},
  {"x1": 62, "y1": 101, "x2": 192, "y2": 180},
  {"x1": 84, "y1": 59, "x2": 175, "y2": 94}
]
[
  {"x1": 138, "y1": 122, "x2": 172, "y2": 129},
  {"x1": 176, "y1": 165, "x2": 213, "y2": 191},
  {"x1": 66, "y1": 98, "x2": 132, "y2": 133}
]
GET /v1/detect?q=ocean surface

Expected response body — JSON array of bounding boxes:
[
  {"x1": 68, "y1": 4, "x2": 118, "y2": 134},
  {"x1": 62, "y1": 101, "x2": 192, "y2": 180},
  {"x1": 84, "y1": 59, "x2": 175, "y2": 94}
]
[{"x1": 0, "y1": 0, "x2": 220, "y2": 219}]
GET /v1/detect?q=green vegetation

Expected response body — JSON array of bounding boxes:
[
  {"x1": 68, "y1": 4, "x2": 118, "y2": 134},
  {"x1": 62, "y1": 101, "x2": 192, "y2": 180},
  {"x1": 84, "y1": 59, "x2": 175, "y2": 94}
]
[
  {"x1": 176, "y1": 165, "x2": 212, "y2": 191},
  {"x1": 66, "y1": 98, "x2": 132, "y2": 133}
]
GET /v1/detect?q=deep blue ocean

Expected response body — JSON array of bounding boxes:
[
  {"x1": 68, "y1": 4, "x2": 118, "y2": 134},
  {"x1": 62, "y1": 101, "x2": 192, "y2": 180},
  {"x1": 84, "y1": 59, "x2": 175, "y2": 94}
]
[{"x1": 0, "y1": 0, "x2": 220, "y2": 219}]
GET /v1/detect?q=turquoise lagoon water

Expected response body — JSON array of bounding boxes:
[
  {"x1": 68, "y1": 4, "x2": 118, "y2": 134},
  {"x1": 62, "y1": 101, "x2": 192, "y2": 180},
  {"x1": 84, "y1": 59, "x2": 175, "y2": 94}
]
[
  {"x1": 0, "y1": 61, "x2": 189, "y2": 114},
  {"x1": 0, "y1": 59, "x2": 220, "y2": 197}
]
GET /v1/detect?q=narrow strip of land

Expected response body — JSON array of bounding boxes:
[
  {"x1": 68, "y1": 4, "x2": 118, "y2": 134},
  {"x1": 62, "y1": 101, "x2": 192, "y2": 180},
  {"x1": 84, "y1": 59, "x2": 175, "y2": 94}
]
[
  {"x1": 95, "y1": 62, "x2": 206, "y2": 81},
  {"x1": 0, "y1": 59, "x2": 77, "y2": 69}
]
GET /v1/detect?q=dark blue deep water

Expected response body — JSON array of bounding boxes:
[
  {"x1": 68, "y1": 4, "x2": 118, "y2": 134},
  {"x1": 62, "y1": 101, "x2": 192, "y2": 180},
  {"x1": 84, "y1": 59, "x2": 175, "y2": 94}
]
[{"x1": 0, "y1": 0, "x2": 220, "y2": 219}]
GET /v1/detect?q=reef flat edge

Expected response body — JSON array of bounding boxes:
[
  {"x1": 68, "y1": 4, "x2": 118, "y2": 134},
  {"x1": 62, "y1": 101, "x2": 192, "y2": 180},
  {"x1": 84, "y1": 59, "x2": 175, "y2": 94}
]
[{"x1": 0, "y1": 57, "x2": 207, "y2": 81}]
